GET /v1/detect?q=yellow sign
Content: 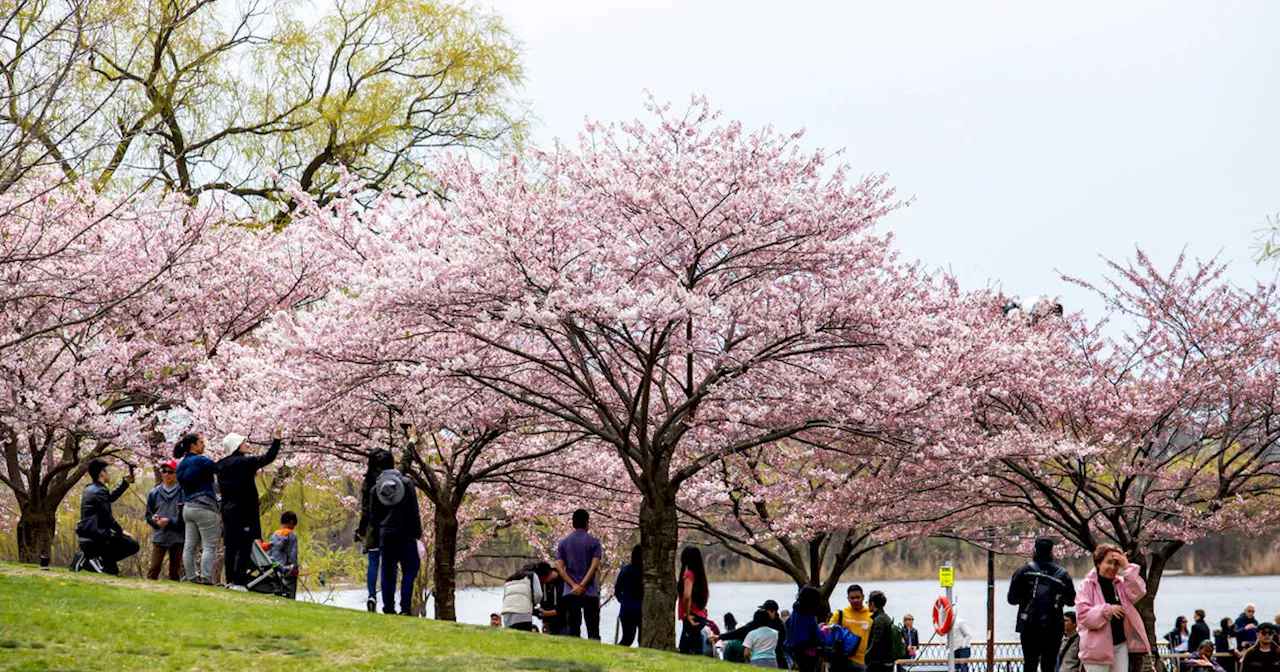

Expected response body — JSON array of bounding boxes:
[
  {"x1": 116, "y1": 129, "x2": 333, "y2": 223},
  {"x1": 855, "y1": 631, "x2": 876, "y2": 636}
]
[{"x1": 939, "y1": 566, "x2": 954, "y2": 588}]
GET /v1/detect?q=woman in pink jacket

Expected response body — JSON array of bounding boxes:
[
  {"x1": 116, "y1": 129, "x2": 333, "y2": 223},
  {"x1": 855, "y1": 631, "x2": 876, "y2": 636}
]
[{"x1": 1075, "y1": 543, "x2": 1151, "y2": 672}]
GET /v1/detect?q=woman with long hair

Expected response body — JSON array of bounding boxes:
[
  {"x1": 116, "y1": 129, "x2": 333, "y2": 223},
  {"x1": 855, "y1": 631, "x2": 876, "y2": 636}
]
[
  {"x1": 356, "y1": 449, "x2": 391, "y2": 612},
  {"x1": 1168, "y1": 616, "x2": 1190, "y2": 653},
  {"x1": 678, "y1": 546, "x2": 710, "y2": 655},
  {"x1": 615, "y1": 544, "x2": 643, "y2": 646},
  {"x1": 786, "y1": 585, "x2": 827, "y2": 672},
  {"x1": 1214, "y1": 618, "x2": 1239, "y2": 672},
  {"x1": 1075, "y1": 543, "x2": 1150, "y2": 672}
]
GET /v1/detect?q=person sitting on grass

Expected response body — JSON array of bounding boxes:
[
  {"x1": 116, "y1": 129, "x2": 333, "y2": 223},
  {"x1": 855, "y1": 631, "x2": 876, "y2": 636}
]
[
  {"x1": 266, "y1": 510, "x2": 300, "y2": 599},
  {"x1": 73, "y1": 459, "x2": 138, "y2": 575}
]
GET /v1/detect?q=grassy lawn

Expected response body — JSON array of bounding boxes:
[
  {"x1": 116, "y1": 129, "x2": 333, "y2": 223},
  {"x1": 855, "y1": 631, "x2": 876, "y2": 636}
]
[{"x1": 0, "y1": 563, "x2": 726, "y2": 671}]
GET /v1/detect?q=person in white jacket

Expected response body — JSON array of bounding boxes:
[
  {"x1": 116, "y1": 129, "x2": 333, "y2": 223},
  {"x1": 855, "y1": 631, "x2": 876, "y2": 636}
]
[
  {"x1": 501, "y1": 561, "x2": 557, "y2": 631},
  {"x1": 953, "y1": 617, "x2": 975, "y2": 672}
]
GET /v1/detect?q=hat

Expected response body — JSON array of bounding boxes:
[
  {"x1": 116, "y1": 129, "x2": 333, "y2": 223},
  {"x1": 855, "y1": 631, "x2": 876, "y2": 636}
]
[
  {"x1": 221, "y1": 433, "x2": 247, "y2": 454},
  {"x1": 162, "y1": 459, "x2": 178, "y2": 472},
  {"x1": 759, "y1": 599, "x2": 779, "y2": 612},
  {"x1": 375, "y1": 470, "x2": 405, "y2": 506},
  {"x1": 1260, "y1": 622, "x2": 1277, "y2": 634}
]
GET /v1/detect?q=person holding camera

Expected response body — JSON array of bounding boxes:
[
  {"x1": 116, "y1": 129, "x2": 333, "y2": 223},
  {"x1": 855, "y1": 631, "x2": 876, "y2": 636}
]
[
  {"x1": 216, "y1": 425, "x2": 283, "y2": 586},
  {"x1": 73, "y1": 459, "x2": 139, "y2": 574}
]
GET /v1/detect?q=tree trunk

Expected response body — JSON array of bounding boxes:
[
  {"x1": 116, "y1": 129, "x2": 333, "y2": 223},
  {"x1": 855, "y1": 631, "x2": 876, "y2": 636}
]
[
  {"x1": 1134, "y1": 544, "x2": 1181, "y2": 672},
  {"x1": 639, "y1": 488, "x2": 679, "y2": 651},
  {"x1": 432, "y1": 503, "x2": 460, "y2": 621},
  {"x1": 16, "y1": 502, "x2": 58, "y2": 564}
]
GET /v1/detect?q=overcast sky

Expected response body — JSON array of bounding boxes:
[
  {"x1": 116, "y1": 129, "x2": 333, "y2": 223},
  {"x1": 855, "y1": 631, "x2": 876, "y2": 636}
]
[{"x1": 481, "y1": 0, "x2": 1279, "y2": 316}]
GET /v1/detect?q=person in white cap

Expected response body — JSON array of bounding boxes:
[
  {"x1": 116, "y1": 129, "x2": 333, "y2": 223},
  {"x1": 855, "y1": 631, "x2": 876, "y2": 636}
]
[{"x1": 215, "y1": 424, "x2": 283, "y2": 585}]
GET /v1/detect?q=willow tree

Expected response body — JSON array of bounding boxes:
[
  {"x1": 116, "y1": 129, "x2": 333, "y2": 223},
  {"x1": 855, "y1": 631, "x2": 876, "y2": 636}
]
[{"x1": 2, "y1": 0, "x2": 524, "y2": 210}]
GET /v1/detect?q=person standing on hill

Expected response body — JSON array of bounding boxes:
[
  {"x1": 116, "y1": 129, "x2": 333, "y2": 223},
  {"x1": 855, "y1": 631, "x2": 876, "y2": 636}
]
[
  {"x1": 369, "y1": 449, "x2": 422, "y2": 615},
  {"x1": 614, "y1": 544, "x2": 643, "y2": 646},
  {"x1": 677, "y1": 546, "x2": 711, "y2": 655},
  {"x1": 216, "y1": 425, "x2": 282, "y2": 585},
  {"x1": 1010, "y1": 538, "x2": 1077, "y2": 672},
  {"x1": 144, "y1": 459, "x2": 185, "y2": 581},
  {"x1": 175, "y1": 433, "x2": 219, "y2": 584},
  {"x1": 356, "y1": 449, "x2": 392, "y2": 612},
  {"x1": 555, "y1": 509, "x2": 603, "y2": 640},
  {"x1": 1189, "y1": 610, "x2": 1212, "y2": 656},
  {"x1": 73, "y1": 459, "x2": 138, "y2": 574}
]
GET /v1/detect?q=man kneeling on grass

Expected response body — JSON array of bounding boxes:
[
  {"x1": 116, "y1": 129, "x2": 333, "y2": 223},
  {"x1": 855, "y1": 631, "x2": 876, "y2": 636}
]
[{"x1": 74, "y1": 459, "x2": 139, "y2": 574}]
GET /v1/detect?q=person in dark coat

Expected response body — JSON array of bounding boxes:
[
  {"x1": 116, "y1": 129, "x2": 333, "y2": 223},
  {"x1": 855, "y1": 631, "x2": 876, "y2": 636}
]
[
  {"x1": 1189, "y1": 610, "x2": 1213, "y2": 656},
  {"x1": 356, "y1": 449, "x2": 391, "y2": 613},
  {"x1": 215, "y1": 425, "x2": 281, "y2": 585},
  {"x1": 614, "y1": 544, "x2": 643, "y2": 646},
  {"x1": 865, "y1": 590, "x2": 896, "y2": 672},
  {"x1": 74, "y1": 459, "x2": 139, "y2": 574},
  {"x1": 368, "y1": 448, "x2": 422, "y2": 615},
  {"x1": 1009, "y1": 538, "x2": 1077, "y2": 672}
]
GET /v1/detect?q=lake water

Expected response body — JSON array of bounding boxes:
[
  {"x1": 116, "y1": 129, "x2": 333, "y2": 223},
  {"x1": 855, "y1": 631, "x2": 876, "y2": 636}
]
[{"x1": 303, "y1": 574, "x2": 1280, "y2": 645}]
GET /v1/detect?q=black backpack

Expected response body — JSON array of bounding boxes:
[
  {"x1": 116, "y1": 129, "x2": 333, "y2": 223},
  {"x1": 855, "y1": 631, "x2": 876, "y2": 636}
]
[{"x1": 1019, "y1": 561, "x2": 1070, "y2": 631}]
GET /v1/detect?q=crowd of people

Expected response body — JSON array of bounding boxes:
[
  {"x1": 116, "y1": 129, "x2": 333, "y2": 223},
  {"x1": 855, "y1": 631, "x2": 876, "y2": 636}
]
[
  {"x1": 71, "y1": 440, "x2": 1280, "y2": 672},
  {"x1": 70, "y1": 428, "x2": 299, "y2": 597},
  {"x1": 1014, "y1": 539, "x2": 1279, "y2": 672}
]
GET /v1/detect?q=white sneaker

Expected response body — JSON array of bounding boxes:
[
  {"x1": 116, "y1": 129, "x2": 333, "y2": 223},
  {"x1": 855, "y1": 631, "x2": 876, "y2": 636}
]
[{"x1": 87, "y1": 558, "x2": 105, "y2": 573}]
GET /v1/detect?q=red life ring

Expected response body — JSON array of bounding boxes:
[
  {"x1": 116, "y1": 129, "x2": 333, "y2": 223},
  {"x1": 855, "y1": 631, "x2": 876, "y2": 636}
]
[{"x1": 933, "y1": 596, "x2": 955, "y2": 635}]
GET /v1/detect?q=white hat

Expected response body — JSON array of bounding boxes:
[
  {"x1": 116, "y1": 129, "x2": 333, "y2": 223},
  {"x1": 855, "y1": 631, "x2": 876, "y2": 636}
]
[{"x1": 221, "y1": 433, "x2": 247, "y2": 453}]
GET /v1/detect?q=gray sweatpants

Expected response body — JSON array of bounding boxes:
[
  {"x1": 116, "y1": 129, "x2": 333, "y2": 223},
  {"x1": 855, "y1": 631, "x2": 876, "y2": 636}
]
[{"x1": 182, "y1": 505, "x2": 220, "y2": 582}]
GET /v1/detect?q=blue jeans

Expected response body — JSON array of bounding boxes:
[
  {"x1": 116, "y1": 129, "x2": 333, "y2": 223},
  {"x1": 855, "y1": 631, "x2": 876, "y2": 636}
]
[
  {"x1": 956, "y1": 646, "x2": 972, "y2": 672},
  {"x1": 380, "y1": 538, "x2": 419, "y2": 615},
  {"x1": 365, "y1": 549, "x2": 380, "y2": 599}
]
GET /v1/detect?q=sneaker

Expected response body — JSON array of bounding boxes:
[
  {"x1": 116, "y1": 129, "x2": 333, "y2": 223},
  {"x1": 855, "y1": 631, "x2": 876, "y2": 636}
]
[
  {"x1": 366, "y1": 597, "x2": 376, "y2": 613},
  {"x1": 86, "y1": 557, "x2": 105, "y2": 574},
  {"x1": 70, "y1": 552, "x2": 85, "y2": 572}
]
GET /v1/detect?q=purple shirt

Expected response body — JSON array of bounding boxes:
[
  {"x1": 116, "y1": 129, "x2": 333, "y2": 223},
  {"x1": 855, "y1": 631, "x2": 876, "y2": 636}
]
[{"x1": 556, "y1": 529, "x2": 603, "y2": 597}]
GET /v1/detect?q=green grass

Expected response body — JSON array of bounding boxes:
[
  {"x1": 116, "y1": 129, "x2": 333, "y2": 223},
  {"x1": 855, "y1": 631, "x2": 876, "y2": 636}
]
[{"x1": 0, "y1": 563, "x2": 725, "y2": 671}]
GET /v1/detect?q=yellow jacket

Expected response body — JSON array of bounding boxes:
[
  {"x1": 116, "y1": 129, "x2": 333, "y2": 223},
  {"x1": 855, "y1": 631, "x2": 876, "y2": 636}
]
[{"x1": 829, "y1": 605, "x2": 874, "y2": 665}]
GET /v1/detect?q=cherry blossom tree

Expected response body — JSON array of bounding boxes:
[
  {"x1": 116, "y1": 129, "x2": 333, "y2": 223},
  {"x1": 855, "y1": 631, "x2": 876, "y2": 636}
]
[
  {"x1": 0, "y1": 175, "x2": 326, "y2": 562},
  {"x1": 350, "y1": 98, "x2": 1053, "y2": 649},
  {"x1": 977, "y1": 252, "x2": 1280, "y2": 649}
]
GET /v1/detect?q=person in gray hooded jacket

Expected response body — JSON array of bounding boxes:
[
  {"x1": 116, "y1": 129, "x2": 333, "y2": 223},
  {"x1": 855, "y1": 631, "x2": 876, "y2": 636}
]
[
  {"x1": 144, "y1": 459, "x2": 185, "y2": 580},
  {"x1": 369, "y1": 450, "x2": 422, "y2": 615}
]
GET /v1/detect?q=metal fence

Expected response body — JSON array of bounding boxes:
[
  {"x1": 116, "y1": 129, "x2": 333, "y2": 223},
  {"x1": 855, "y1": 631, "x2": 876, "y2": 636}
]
[{"x1": 895, "y1": 641, "x2": 1205, "y2": 672}]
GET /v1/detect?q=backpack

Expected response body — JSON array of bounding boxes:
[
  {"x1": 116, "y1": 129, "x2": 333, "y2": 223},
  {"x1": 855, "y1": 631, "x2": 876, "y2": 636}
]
[
  {"x1": 822, "y1": 624, "x2": 862, "y2": 662},
  {"x1": 1019, "y1": 561, "x2": 1070, "y2": 631},
  {"x1": 892, "y1": 622, "x2": 909, "y2": 661}
]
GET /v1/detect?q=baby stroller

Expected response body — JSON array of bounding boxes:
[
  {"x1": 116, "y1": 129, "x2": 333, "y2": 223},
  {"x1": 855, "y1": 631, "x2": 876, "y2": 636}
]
[{"x1": 245, "y1": 539, "x2": 293, "y2": 598}]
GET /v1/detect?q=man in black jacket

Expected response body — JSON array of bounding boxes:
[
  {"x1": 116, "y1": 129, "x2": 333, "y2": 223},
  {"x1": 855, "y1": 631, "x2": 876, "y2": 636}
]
[
  {"x1": 216, "y1": 425, "x2": 282, "y2": 585},
  {"x1": 1008, "y1": 538, "x2": 1076, "y2": 672},
  {"x1": 1188, "y1": 609, "x2": 1212, "y2": 654},
  {"x1": 714, "y1": 599, "x2": 788, "y2": 668},
  {"x1": 74, "y1": 459, "x2": 139, "y2": 574},
  {"x1": 369, "y1": 448, "x2": 423, "y2": 615},
  {"x1": 865, "y1": 590, "x2": 896, "y2": 672}
]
